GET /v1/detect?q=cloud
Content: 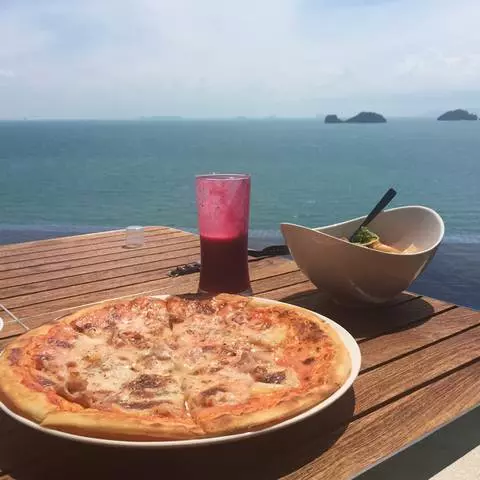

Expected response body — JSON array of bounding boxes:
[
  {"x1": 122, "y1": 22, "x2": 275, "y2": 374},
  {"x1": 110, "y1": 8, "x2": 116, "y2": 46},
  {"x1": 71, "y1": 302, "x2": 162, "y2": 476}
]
[
  {"x1": 0, "y1": 69, "x2": 15, "y2": 78},
  {"x1": 1, "y1": 0, "x2": 480, "y2": 117}
]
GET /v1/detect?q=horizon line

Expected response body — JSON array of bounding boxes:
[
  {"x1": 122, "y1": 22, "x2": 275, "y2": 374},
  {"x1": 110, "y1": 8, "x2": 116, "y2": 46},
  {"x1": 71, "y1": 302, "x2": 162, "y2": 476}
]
[{"x1": 0, "y1": 114, "x2": 461, "y2": 122}]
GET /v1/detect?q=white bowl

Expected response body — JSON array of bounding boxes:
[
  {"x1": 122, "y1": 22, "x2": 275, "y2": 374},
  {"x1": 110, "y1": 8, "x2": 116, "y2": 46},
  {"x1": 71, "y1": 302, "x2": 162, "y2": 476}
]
[{"x1": 281, "y1": 206, "x2": 444, "y2": 305}]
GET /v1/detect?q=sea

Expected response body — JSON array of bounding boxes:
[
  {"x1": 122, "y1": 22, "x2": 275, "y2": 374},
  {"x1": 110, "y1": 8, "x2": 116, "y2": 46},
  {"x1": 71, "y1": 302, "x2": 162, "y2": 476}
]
[{"x1": 0, "y1": 119, "x2": 478, "y2": 309}]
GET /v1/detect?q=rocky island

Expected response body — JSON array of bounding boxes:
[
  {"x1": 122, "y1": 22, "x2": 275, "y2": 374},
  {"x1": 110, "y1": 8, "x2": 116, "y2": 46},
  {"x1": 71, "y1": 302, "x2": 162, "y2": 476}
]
[
  {"x1": 437, "y1": 109, "x2": 478, "y2": 121},
  {"x1": 324, "y1": 114, "x2": 343, "y2": 124},
  {"x1": 324, "y1": 112, "x2": 387, "y2": 124},
  {"x1": 345, "y1": 112, "x2": 387, "y2": 123}
]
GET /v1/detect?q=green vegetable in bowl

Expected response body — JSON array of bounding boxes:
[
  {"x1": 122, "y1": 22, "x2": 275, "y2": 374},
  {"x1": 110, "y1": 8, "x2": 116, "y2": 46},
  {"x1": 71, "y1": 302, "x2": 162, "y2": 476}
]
[
  {"x1": 350, "y1": 226, "x2": 379, "y2": 246},
  {"x1": 345, "y1": 226, "x2": 417, "y2": 253}
]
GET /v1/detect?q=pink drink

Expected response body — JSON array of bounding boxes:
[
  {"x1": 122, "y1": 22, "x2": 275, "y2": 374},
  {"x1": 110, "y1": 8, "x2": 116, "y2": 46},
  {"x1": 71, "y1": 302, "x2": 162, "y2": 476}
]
[{"x1": 196, "y1": 174, "x2": 251, "y2": 294}]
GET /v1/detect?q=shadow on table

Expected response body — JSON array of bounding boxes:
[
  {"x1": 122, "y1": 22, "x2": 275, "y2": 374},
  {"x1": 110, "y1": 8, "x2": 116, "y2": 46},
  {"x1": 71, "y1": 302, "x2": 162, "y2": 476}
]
[
  {"x1": 0, "y1": 389, "x2": 355, "y2": 480},
  {"x1": 280, "y1": 290, "x2": 435, "y2": 340},
  {"x1": 357, "y1": 407, "x2": 480, "y2": 480}
]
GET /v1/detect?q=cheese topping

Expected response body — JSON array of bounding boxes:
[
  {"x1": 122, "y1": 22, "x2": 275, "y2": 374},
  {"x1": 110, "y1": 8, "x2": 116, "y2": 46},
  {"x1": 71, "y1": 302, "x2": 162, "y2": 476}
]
[{"x1": 30, "y1": 296, "x2": 323, "y2": 418}]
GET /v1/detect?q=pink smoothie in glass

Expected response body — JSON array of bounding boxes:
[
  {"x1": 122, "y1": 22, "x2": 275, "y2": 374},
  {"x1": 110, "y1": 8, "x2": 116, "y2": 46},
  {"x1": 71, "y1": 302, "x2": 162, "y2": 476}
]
[
  {"x1": 196, "y1": 174, "x2": 251, "y2": 294},
  {"x1": 199, "y1": 233, "x2": 249, "y2": 293}
]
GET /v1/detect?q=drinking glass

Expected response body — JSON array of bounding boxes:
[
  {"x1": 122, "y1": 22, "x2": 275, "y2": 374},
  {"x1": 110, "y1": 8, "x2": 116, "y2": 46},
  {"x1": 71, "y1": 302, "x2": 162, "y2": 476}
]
[
  {"x1": 196, "y1": 173, "x2": 251, "y2": 294},
  {"x1": 125, "y1": 226, "x2": 144, "y2": 248}
]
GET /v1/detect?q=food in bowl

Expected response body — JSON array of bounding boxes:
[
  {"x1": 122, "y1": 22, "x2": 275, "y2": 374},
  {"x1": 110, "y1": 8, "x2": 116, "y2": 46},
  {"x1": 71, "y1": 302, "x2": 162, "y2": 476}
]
[
  {"x1": 343, "y1": 226, "x2": 418, "y2": 254},
  {"x1": 0, "y1": 294, "x2": 352, "y2": 440},
  {"x1": 281, "y1": 205, "x2": 445, "y2": 304}
]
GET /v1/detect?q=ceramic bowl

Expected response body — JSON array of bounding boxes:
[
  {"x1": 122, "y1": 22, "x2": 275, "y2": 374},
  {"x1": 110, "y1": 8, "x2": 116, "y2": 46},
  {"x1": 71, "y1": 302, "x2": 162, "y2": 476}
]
[{"x1": 281, "y1": 206, "x2": 444, "y2": 305}]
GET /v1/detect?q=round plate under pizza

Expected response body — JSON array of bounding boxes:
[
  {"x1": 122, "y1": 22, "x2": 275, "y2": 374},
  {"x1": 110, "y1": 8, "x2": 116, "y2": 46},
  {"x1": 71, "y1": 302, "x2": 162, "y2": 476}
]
[{"x1": 0, "y1": 295, "x2": 361, "y2": 448}]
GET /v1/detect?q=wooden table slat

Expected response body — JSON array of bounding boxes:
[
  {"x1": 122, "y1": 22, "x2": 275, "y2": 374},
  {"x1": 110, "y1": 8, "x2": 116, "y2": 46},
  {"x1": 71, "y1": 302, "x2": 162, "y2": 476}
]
[
  {"x1": 283, "y1": 361, "x2": 480, "y2": 480},
  {"x1": 359, "y1": 306, "x2": 480, "y2": 370},
  {"x1": 354, "y1": 325, "x2": 479, "y2": 415},
  {"x1": 0, "y1": 227, "x2": 178, "y2": 258},
  {"x1": 0, "y1": 231, "x2": 195, "y2": 269},
  {"x1": 0, "y1": 246, "x2": 201, "y2": 291},
  {"x1": 257, "y1": 281, "x2": 316, "y2": 302},
  {"x1": 2, "y1": 263, "x2": 203, "y2": 309},
  {"x1": 0, "y1": 248, "x2": 201, "y2": 299},
  {"x1": 0, "y1": 237, "x2": 199, "y2": 281},
  {"x1": 282, "y1": 291, "x2": 454, "y2": 341},
  {"x1": 0, "y1": 226, "x2": 169, "y2": 253}
]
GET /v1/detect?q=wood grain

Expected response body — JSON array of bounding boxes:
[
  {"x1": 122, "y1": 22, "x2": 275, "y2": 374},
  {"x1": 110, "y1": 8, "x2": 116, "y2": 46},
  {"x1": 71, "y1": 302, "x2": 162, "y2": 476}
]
[
  {"x1": 282, "y1": 362, "x2": 480, "y2": 480},
  {"x1": 0, "y1": 237, "x2": 199, "y2": 281},
  {"x1": 359, "y1": 306, "x2": 480, "y2": 370},
  {"x1": 0, "y1": 227, "x2": 179, "y2": 258},
  {"x1": 0, "y1": 226, "x2": 166, "y2": 252},
  {"x1": 0, "y1": 229, "x2": 478, "y2": 480},
  {"x1": 354, "y1": 326, "x2": 480, "y2": 415},
  {"x1": 256, "y1": 281, "x2": 314, "y2": 301},
  {"x1": 0, "y1": 248, "x2": 201, "y2": 299},
  {"x1": 279, "y1": 290, "x2": 453, "y2": 342},
  {"x1": 330, "y1": 296, "x2": 452, "y2": 341},
  {"x1": 0, "y1": 245, "x2": 200, "y2": 290},
  {"x1": 2, "y1": 264, "x2": 200, "y2": 309},
  {"x1": 0, "y1": 232, "x2": 197, "y2": 272},
  {"x1": 250, "y1": 269, "x2": 308, "y2": 295}
]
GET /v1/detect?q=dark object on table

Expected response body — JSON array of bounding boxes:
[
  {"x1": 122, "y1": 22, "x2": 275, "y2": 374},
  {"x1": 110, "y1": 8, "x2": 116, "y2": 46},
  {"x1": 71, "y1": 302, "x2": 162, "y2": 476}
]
[
  {"x1": 437, "y1": 109, "x2": 478, "y2": 121},
  {"x1": 168, "y1": 262, "x2": 201, "y2": 277},
  {"x1": 248, "y1": 245, "x2": 290, "y2": 257},
  {"x1": 168, "y1": 246, "x2": 290, "y2": 277}
]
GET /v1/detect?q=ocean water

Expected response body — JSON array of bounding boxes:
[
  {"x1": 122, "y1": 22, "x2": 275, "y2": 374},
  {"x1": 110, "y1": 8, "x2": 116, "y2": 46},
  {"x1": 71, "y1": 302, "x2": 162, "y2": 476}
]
[{"x1": 0, "y1": 119, "x2": 478, "y2": 308}]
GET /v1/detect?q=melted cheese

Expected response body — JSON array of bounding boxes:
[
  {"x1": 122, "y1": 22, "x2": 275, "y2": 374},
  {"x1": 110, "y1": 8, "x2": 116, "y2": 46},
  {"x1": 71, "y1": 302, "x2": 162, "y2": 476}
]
[
  {"x1": 183, "y1": 367, "x2": 254, "y2": 408},
  {"x1": 246, "y1": 325, "x2": 288, "y2": 347},
  {"x1": 32, "y1": 296, "x2": 309, "y2": 417},
  {"x1": 250, "y1": 368, "x2": 299, "y2": 394},
  {"x1": 57, "y1": 326, "x2": 183, "y2": 410}
]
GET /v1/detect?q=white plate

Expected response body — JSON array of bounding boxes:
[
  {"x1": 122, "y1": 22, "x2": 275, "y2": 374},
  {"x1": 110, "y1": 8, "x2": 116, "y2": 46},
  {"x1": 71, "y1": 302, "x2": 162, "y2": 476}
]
[{"x1": 0, "y1": 296, "x2": 361, "y2": 448}]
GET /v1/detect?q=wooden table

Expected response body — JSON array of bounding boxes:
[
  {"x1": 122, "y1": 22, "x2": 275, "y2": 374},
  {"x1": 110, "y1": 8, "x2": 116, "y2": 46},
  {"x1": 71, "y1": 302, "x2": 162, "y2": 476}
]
[{"x1": 0, "y1": 227, "x2": 478, "y2": 480}]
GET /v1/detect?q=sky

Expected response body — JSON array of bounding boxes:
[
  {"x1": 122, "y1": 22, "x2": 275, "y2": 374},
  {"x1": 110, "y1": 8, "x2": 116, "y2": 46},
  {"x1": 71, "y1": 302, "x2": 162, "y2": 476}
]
[{"x1": 1, "y1": 0, "x2": 480, "y2": 119}]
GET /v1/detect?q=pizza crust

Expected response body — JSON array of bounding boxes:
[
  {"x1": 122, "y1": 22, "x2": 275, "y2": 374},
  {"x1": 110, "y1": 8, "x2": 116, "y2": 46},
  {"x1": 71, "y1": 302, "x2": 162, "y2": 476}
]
[
  {"x1": 52, "y1": 298, "x2": 143, "y2": 326},
  {"x1": 42, "y1": 410, "x2": 203, "y2": 440},
  {"x1": 195, "y1": 383, "x2": 340, "y2": 435},
  {"x1": 0, "y1": 362, "x2": 57, "y2": 422},
  {"x1": 0, "y1": 325, "x2": 71, "y2": 422}
]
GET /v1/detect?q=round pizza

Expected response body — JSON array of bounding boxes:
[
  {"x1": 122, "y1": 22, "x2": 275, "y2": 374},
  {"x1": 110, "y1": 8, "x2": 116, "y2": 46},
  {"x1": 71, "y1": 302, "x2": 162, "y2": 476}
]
[{"x1": 0, "y1": 294, "x2": 351, "y2": 440}]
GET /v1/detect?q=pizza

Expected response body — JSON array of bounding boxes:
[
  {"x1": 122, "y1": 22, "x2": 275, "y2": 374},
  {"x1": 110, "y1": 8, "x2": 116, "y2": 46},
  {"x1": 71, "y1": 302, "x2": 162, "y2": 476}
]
[{"x1": 0, "y1": 294, "x2": 351, "y2": 440}]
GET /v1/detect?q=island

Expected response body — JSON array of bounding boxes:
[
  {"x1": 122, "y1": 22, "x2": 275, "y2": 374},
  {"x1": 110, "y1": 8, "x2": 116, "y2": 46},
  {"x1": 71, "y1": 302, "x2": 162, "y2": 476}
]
[
  {"x1": 324, "y1": 112, "x2": 387, "y2": 124},
  {"x1": 324, "y1": 114, "x2": 343, "y2": 124},
  {"x1": 345, "y1": 112, "x2": 387, "y2": 123},
  {"x1": 437, "y1": 109, "x2": 478, "y2": 121}
]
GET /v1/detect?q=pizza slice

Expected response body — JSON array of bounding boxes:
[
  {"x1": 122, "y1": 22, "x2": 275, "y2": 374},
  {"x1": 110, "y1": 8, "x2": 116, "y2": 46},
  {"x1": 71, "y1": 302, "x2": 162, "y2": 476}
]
[
  {"x1": 179, "y1": 300, "x2": 351, "y2": 436},
  {"x1": 0, "y1": 298, "x2": 202, "y2": 439}
]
